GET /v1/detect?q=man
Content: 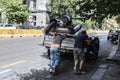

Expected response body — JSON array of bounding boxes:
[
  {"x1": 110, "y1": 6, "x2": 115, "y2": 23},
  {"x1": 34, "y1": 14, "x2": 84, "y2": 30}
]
[
  {"x1": 49, "y1": 32, "x2": 67, "y2": 74},
  {"x1": 73, "y1": 30, "x2": 89, "y2": 74}
]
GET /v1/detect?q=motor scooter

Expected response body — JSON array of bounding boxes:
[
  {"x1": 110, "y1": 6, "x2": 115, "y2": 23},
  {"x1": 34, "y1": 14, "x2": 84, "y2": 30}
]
[{"x1": 111, "y1": 32, "x2": 118, "y2": 44}]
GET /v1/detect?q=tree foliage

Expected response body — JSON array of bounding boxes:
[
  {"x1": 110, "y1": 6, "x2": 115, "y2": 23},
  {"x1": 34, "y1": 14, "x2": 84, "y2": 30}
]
[
  {"x1": 0, "y1": 0, "x2": 29, "y2": 24},
  {"x1": 116, "y1": 14, "x2": 120, "y2": 24},
  {"x1": 47, "y1": 0, "x2": 78, "y2": 18},
  {"x1": 47, "y1": 0, "x2": 120, "y2": 24}
]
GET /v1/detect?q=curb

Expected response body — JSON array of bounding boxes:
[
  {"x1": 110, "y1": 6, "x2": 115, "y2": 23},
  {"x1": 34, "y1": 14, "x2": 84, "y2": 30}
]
[
  {"x1": 90, "y1": 64, "x2": 108, "y2": 80},
  {"x1": 90, "y1": 45, "x2": 117, "y2": 80},
  {"x1": 106, "y1": 46, "x2": 117, "y2": 61}
]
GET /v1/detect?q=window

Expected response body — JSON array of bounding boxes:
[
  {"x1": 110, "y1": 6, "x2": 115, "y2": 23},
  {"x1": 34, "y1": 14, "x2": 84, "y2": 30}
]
[
  {"x1": 33, "y1": 0, "x2": 36, "y2": 9},
  {"x1": 33, "y1": 15, "x2": 36, "y2": 21}
]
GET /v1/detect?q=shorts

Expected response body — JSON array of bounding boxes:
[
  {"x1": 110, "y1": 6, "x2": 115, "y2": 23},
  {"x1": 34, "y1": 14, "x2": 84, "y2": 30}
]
[{"x1": 73, "y1": 48, "x2": 85, "y2": 61}]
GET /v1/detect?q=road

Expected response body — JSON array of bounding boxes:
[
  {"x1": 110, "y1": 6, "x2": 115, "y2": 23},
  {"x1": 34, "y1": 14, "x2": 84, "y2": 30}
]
[
  {"x1": 49, "y1": 32, "x2": 115, "y2": 80},
  {"x1": 0, "y1": 31, "x2": 116, "y2": 80},
  {"x1": 0, "y1": 37, "x2": 49, "y2": 75}
]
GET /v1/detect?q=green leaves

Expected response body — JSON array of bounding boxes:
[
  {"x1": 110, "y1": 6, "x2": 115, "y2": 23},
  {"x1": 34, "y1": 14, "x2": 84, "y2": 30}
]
[
  {"x1": 1, "y1": 0, "x2": 29, "y2": 23},
  {"x1": 48, "y1": 0, "x2": 120, "y2": 24},
  {"x1": 48, "y1": 0, "x2": 77, "y2": 17},
  {"x1": 116, "y1": 14, "x2": 120, "y2": 24}
]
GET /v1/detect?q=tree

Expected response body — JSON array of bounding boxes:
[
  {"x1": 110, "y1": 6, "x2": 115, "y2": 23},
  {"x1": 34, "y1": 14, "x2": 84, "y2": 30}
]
[
  {"x1": 47, "y1": 0, "x2": 120, "y2": 28},
  {"x1": 47, "y1": 0, "x2": 78, "y2": 18},
  {"x1": 1, "y1": 0, "x2": 29, "y2": 28},
  {"x1": 116, "y1": 14, "x2": 120, "y2": 24}
]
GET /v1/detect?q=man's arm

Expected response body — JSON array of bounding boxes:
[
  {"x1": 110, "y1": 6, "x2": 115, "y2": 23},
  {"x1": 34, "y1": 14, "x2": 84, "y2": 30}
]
[
  {"x1": 62, "y1": 32, "x2": 67, "y2": 39},
  {"x1": 85, "y1": 35, "x2": 90, "y2": 45}
]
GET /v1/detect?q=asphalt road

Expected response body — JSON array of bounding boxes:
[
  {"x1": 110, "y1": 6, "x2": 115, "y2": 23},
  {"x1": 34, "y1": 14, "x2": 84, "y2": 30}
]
[
  {"x1": 48, "y1": 32, "x2": 115, "y2": 80},
  {"x1": 0, "y1": 31, "x2": 116, "y2": 80},
  {"x1": 0, "y1": 36, "x2": 50, "y2": 74}
]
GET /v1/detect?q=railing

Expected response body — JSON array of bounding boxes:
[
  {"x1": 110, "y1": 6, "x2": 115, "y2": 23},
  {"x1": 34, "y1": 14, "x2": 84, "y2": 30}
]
[
  {"x1": 0, "y1": 29, "x2": 44, "y2": 38},
  {"x1": 0, "y1": 29, "x2": 107, "y2": 38}
]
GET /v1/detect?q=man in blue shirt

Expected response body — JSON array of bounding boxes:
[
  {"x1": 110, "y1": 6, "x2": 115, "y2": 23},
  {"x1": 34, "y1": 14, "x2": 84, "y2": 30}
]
[{"x1": 73, "y1": 30, "x2": 89, "y2": 74}]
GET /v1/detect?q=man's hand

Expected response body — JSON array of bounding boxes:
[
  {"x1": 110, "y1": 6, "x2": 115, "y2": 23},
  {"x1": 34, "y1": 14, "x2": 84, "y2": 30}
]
[{"x1": 63, "y1": 32, "x2": 67, "y2": 38}]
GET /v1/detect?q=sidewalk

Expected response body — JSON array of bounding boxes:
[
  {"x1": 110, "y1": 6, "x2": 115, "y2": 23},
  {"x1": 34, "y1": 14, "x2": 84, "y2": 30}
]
[{"x1": 101, "y1": 50, "x2": 120, "y2": 80}]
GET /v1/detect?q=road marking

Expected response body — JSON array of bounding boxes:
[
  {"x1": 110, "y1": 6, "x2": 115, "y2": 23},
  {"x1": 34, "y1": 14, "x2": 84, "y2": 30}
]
[
  {"x1": 0, "y1": 69, "x2": 16, "y2": 79},
  {"x1": 0, "y1": 69, "x2": 13, "y2": 74},
  {"x1": 0, "y1": 60, "x2": 26, "y2": 69}
]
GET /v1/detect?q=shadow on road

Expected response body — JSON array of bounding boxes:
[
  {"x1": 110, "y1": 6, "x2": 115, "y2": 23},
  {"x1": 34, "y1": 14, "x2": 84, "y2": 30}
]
[
  {"x1": 17, "y1": 68, "x2": 54, "y2": 80},
  {"x1": 15, "y1": 54, "x2": 100, "y2": 80}
]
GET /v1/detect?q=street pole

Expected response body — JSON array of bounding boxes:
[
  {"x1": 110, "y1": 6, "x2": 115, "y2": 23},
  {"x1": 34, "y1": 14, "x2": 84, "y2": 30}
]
[{"x1": 117, "y1": 33, "x2": 120, "y2": 51}]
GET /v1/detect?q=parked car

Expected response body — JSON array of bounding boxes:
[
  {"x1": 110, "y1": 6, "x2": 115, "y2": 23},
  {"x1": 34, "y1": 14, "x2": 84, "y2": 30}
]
[
  {"x1": 0, "y1": 23, "x2": 16, "y2": 29},
  {"x1": 33, "y1": 26, "x2": 44, "y2": 30}
]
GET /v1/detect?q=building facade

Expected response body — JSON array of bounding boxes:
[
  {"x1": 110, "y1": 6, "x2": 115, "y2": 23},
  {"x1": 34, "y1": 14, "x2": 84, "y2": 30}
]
[{"x1": 23, "y1": 0, "x2": 50, "y2": 28}]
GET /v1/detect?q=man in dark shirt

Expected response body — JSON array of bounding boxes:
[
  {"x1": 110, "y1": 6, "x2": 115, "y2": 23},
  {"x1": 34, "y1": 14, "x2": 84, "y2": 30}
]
[{"x1": 73, "y1": 30, "x2": 89, "y2": 74}]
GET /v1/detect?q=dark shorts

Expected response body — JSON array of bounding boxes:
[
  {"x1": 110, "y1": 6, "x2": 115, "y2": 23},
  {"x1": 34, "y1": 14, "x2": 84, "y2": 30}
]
[{"x1": 73, "y1": 48, "x2": 85, "y2": 61}]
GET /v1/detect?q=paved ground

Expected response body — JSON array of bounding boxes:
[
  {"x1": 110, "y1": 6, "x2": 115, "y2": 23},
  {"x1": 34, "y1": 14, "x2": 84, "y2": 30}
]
[
  {"x1": 101, "y1": 50, "x2": 120, "y2": 80},
  {"x1": 0, "y1": 32, "x2": 119, "y2": 80}
]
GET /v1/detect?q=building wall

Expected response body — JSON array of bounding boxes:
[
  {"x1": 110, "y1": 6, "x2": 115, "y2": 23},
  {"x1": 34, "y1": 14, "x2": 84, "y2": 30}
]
[
  {"x1": 26, "y1": 0, "x2": 50, "y2": 27},
  {"x1": 0, "y1": 8, "x2": 7, "y2": 23},
  {"x1": 1, "y1": 0, "x2": 50, "y2": 28}
]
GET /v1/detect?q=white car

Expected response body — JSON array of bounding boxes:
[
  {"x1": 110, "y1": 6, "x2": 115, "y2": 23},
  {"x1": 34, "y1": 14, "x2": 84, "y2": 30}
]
[{"x1": 0, "y1": 24, "x2": 16, "y2": 29}]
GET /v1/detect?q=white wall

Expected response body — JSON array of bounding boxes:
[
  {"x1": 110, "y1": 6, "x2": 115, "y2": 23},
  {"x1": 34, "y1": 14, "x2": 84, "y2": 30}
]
[{"x1": 28, "y1": 0, "x2": 49, "y2": 27}]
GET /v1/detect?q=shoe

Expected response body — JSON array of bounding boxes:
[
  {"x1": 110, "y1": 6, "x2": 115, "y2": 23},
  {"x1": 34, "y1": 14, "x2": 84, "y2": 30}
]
[
  {"x1": 79, "y1": 70, "x2": 86, "y2": 74},
  {"x1": 73, "y1": 66, "x2": 77, "y2": 74},
  {"x1": 49, "y1": 68, "x2": 53, "y2": 74},
  {"x1": 49, "y1": 67, "x2": 56, "y2": 74},
  {"x1": 52, "y1": 68, "x2": 55, "y2": 73},
  {"x1": 51, "y1": 68, "x2": 56, "y2": 75}
]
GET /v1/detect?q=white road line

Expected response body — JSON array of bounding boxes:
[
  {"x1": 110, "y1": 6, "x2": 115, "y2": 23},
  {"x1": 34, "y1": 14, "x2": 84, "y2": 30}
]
[
  {"x1": 0, "y1": 69, "x2": 16, "y2": 79},
  {"x1": 0, "y1": 69, "x2": 13, "y2": 74}
]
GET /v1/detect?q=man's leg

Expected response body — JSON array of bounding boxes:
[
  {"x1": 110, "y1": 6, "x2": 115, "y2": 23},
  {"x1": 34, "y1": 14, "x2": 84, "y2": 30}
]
[
  {"x1": 79, "y1": 50, "x2": 86, "y2": 74},
  {"x1": 53, "y1": 48, "x2": 60, "y2": 68},
  {"x1": 50, "y1": 48, "x2": 55, "y2": 68},
  {"x1": 79, "y1": 60, "x2": 84, "y2": 70},
  {"x1": 51, "y1": 48, "x2": 60, "y2": 73},
  {"x1": 74, "y1": 60, "x2": 78, "y2": 71},
  {"x1": 73, "y1": 49, "x2": 79, "y2": 73}
]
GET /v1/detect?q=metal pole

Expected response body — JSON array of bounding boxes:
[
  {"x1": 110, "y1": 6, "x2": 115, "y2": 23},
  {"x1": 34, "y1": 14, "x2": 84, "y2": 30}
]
[{"x1": 117, "y1": 33, "x2": 120, "y2": 51}]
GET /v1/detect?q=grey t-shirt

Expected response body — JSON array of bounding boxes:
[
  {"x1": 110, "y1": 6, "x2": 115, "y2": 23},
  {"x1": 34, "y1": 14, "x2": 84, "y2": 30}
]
[{"x1": 52, "y1": 35, "x2": 64, "y2": 44}]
